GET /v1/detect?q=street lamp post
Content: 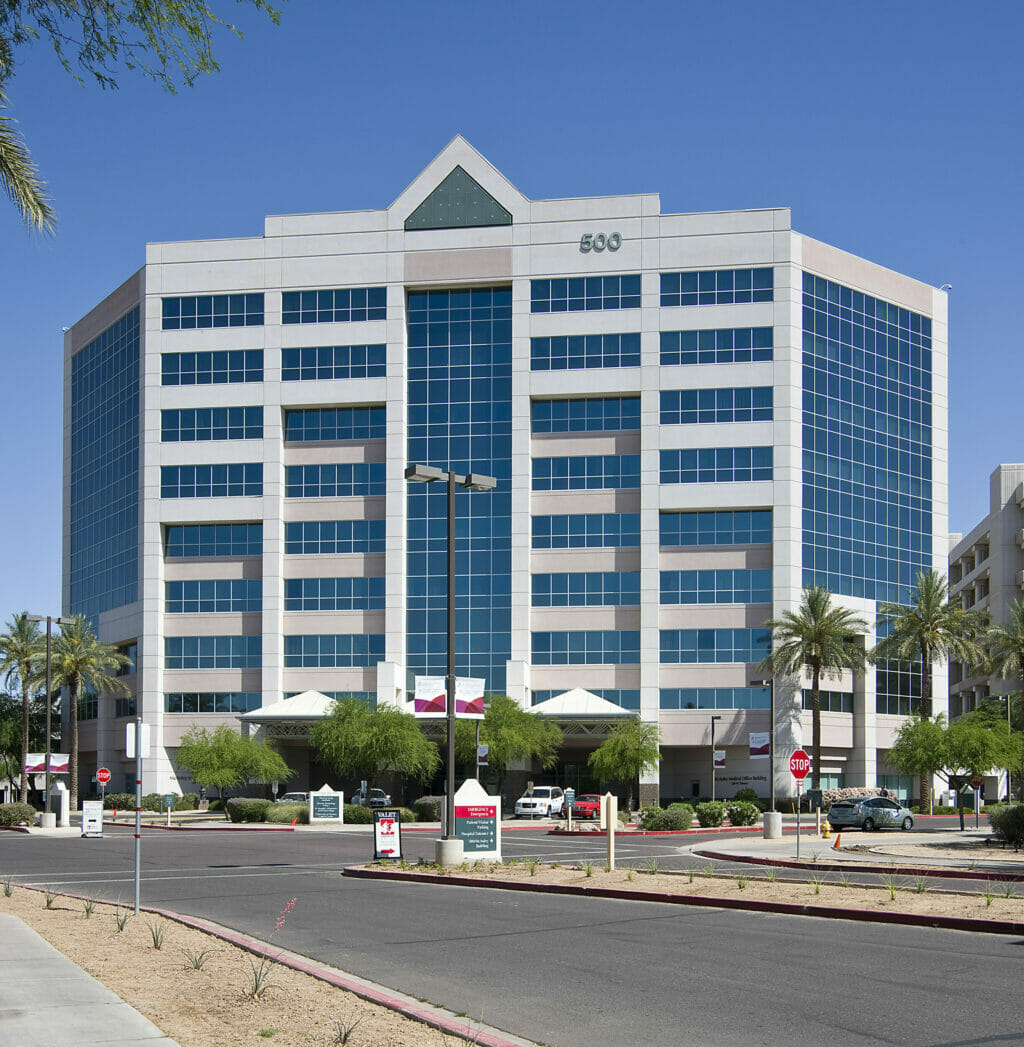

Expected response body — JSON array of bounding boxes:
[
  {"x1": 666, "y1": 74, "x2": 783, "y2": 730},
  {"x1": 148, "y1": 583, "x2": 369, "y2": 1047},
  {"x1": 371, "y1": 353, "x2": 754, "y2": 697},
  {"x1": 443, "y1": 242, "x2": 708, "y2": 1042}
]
[
  {"x1": 710, "y1": 715, "x2": 722, "y2": 802},
  {"x1": 405, "y1": 465, "x2": 496, "y2": 864},
  {"x1": 25, "y1": 614, "x2": 75, "y2": 813},
  {"x1": 749, "y1": 677, "x2": 775, "y2": 812}
]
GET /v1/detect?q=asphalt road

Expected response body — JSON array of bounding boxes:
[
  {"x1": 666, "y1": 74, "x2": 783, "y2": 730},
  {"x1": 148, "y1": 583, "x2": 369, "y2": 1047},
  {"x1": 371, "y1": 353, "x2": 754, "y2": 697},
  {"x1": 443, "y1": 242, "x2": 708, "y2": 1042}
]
[{"x1": 2, "y1": 825, "x2": 1022, "y2": 1047}]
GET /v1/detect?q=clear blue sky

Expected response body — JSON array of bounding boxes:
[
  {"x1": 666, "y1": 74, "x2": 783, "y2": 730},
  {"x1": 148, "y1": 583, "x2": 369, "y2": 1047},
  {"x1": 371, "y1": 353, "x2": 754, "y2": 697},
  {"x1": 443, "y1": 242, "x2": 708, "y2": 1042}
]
[{"x1": 1, "y1": 1, "x2": 1020, "y2": 617}]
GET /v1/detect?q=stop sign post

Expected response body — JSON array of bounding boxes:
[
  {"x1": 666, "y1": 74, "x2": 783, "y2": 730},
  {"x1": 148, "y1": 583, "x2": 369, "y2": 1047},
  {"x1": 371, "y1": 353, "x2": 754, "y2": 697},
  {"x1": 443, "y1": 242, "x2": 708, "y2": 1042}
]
[
  {"x1": 790, "y1": 749, "x2": 811, "y2": 858},
  {"x1": 96, "y1": 766, "x2": 111, "y2": 803}
]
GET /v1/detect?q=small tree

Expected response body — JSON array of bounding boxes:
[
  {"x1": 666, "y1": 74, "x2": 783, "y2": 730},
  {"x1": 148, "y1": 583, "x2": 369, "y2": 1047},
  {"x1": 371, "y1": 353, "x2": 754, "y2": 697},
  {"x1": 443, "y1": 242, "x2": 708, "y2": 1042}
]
[
  {"x1": 455, "y1": 695, "x2": 562, "y2": 801},
  {"x1": 587, "y1": 719, "x2": 661, "y2": 813},
  {"x1": 311, "y1": 698, "x2": 439, "y2": 796},
  {"x1": 760, "y1": 586, "x2": 868, "y2": 790},
  {"x1": 887, "y1": 715, "x2": 949, "y2": 812},
  {"x1": 0, "y1": 613, "x2": 43, "y2": 803},
  {"x1": 176, "y1": 724, "x2": 292, "y2": 819}
]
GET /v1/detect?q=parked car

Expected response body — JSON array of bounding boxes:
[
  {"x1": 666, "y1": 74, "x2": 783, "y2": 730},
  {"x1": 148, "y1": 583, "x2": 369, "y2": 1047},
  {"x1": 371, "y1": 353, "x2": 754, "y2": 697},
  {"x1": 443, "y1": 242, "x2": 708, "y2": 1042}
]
[
  {"x1": 514, "y1": 786, "x2": 564, "y2": 818},
  {"x1": 276, "y1": 792, "x2": 308, "y2": 804},
  {"x1": 827, "y1": 796, "x2": 914, "y2": 832},
  {"x1": 569, "y1": 793, "x2": 602, "y2": 819},
  {"x1": 351, "y1": 787, "x2": 391, "y2": 808}
]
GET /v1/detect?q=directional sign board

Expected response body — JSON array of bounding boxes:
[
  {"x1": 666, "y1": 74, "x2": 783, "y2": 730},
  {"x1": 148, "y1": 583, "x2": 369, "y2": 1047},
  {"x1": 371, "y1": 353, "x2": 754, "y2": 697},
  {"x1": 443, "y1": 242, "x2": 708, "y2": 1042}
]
[
  {"x1": 789, "y1": 749, "x2": 811, "y2": 780},
  {"x1": 373, "y1": 809, "x2": 402, "y2": 860}
]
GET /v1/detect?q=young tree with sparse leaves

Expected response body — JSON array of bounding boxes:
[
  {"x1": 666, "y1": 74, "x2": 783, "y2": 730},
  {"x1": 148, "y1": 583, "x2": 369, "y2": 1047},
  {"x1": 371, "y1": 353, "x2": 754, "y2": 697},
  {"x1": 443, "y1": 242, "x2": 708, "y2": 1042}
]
[
  {"x1": 176, "y1": 723, "x2": 292, "y2": 818},
  {"x1": 587, "y1": 719, "x2": 661, "y2": 814}
]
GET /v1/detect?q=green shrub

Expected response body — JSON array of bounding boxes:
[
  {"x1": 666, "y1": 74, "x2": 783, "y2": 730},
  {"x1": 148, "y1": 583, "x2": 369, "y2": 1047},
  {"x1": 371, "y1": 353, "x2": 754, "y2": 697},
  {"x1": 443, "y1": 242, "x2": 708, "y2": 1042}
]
[
  {"x1": 343, "y1": 803, "x2": 373, "y2": 824},
  {"x1": 394, "y1": 806, "x2": 417, "y2": 823},
  {"x1": 695, "y1": 801, "x2": 726, "y2": 827},
  {"x1": 226, "y1": 798, "x2": 272, "y2": 823},
  {"x1": 207, "y1": 799, "x2": 223, "y2": 811},
  {"x1": 0, "y1": 802, "x2": 36, "y2": 826},
  {"x1": 103, "y1": 792, "x2": 134, "y2": 810},
  {"x1": 989, "y1": 803, "x2": 1024, "y2": 850},
  {"x1": 412, "y1": 797, "x2": 442, "y2": 822},
  {"x1": 636, "y1": 805, "x2": 664, "y2": 829},
  {"x1": 266, "y1": 803, "x2": 309, "y2": 824},
  {"x1": 732, "y1": 788, "x2": 759, "y2": 804},
  {"x1": 726, "y1": 801, "x2": 760, "y2": 826},
  {"x1": 661, "y1": 804, "x2": 693, "y2": 830},
  {"x1": 173, "y1": 793, "x2": 199, "y2": 811},
  {"x1": 141, "y1": 793, "x2": 164, "y2": 812}
]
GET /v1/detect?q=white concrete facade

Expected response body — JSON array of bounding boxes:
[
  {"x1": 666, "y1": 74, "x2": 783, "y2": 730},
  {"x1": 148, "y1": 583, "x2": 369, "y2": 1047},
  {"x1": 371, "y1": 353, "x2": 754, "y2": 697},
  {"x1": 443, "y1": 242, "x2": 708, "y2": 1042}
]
[{"x1": 63, "y1": 137, "x2": 948, "y2": 803}]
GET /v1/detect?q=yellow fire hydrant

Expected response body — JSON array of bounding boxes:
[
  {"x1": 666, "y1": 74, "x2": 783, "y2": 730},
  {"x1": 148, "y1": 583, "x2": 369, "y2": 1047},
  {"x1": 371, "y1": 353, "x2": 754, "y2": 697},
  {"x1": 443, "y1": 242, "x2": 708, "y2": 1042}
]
[{"x1": 821, "y1": 821, "x2": 831, "y2": 839}]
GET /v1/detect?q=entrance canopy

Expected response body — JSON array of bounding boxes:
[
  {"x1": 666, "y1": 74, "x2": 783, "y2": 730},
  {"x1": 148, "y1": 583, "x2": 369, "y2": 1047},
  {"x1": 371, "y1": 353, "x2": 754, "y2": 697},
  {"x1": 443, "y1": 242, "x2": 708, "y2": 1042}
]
[
  {"x1": 532, "y1": 688, "x2": 636, "y2": 737},
  {"x1": 239, "y1": 690, "x2": 335, "y2": 739}
]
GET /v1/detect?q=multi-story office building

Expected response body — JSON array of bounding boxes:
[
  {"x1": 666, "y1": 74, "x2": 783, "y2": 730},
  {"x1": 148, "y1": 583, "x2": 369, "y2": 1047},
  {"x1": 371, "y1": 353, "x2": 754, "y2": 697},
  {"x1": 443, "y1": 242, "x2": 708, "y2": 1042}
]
[
  {"x1": 63, "y1": 137, "x2": 947, "y2": 804},
  {"x1": 949, "y1": 464, "x2": 1024, "y2": 718}
]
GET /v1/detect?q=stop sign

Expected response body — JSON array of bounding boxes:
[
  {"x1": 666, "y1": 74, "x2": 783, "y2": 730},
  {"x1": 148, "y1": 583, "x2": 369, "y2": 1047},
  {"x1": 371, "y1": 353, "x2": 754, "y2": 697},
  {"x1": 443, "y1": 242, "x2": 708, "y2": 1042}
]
[
  {"x1": 971, "y1": 777, "x2": 983, "y2": 788},
  {"x1": 789, "y1": 749, "x2": 811, "y2": 780},
  {"x1": 96, "y1": 767, "x2": 111, "y2": 786}
]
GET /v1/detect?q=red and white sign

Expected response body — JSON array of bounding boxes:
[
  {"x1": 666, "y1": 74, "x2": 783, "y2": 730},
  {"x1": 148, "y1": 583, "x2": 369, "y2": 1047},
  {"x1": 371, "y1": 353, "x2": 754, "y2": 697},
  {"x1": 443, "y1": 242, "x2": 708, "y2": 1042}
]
[
  {"x1": 455, "y1": 677, "x2": 485, "y2": 719},
  {"x1": 749, "y1": 732, "x2": 770, "y2": 760},
  {"x1": 789, "y1": 749, "x2": 811, "y2": 780},
  {"x1": 713, "y1": 749, "x2": 726, "y2": 769},
  {"x1": 96, "y1": 767, "x2": 111, "y2": 786},
  {"x1": 971, "y1": 777, "x2": 983, "y2": 788},
  {"x1": 373, "y1": 808, "x2": 403, "y2": 860},
  {"x1": 25, "y1": 753, "x2": 69, "y2": 773},
  {"x1": 412, "y1": 675, "x2": 485, "y2": 719}
]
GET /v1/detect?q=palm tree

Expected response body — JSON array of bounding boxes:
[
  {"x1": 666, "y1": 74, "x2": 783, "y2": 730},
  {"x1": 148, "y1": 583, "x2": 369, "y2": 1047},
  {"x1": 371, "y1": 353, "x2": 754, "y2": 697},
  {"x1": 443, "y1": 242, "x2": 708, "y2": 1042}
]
[
  {"x1": 760, "y1": 586, "x2": 869, "y2": 791},
  {"x1": 873, "y1": 570, "x2": 986, "y2": 811},
  {"x1": 982, "y1": 597, "x2": 1024, "y2": 800},
  {"x1": 51, "y1": 616, "x2": 128, "y2": 810},
  {"x1": 0, "y1": 614, "x2": 43, "y2": 803}
]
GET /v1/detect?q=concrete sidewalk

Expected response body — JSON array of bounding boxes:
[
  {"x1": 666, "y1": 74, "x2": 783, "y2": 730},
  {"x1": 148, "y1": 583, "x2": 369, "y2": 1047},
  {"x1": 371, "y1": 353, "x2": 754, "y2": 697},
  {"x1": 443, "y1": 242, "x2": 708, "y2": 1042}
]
[{"x1": 0, "y1": 914, "x2": 180, "y2": 1047}]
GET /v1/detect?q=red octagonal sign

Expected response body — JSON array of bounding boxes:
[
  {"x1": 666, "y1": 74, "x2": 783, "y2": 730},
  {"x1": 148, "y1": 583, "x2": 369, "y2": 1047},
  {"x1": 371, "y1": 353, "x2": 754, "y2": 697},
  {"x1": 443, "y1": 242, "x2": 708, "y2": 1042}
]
[
  {"x1": 96, "y1": 767, "x2": 111, "y2": 786},
  {"x1": 789, "y1": 749, "x2": 811, "y2": 780}
]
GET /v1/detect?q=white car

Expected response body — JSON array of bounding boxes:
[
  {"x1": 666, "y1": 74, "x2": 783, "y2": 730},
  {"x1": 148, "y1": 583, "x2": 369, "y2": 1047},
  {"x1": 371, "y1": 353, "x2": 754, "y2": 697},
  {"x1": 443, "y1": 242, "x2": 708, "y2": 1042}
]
[{"x1": 514, "y1": 786, "x2": 564, "y2": 818}]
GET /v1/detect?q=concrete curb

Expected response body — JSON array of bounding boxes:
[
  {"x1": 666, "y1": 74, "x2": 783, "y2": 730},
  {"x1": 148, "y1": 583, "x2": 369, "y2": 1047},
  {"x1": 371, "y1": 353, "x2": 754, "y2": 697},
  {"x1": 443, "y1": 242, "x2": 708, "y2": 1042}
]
[
  {"x1": 343, "y1": 866, "x2": 1024, "y2": 937},
  {"x1": 15, "y1": 885, "x2": 535, "y2": 1047},
  {"x1": 105, "y1": 820, "x2": 297, "y2": 832},
  {"x1": 547, "y1": 824, "x2": 764, "y2": 838},
  {"x1": 695, "y1": 848, "x2": 1024, "y2": 883}
]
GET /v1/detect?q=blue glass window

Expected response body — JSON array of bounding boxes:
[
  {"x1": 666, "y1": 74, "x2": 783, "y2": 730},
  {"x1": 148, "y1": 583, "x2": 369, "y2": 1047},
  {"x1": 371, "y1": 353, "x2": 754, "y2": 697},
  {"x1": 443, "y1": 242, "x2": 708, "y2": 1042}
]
[
  {"x1": 282, "y1": 287, "x2": 386, "y2": 324},
  {"x1": 531, "y1": 397, "x2": 640, "y2": 433},
  {"x1": 660, "y1": 628, "x2": 771, "y2": 663},
  {"x1": 660, "y1": 447, "x2": 772, "y2": 484},
  {"x1": 164, "y1": 635, "x2": 261, "y2": 669},
  {"x1": 801, "y1": 271, "x2": 933, "y2": 604},
  {"x1": 284, "y1": 463, "x2": 385, "y2": 498},
  {"x1": 69, "y1": 307, "x2": 139, "y2": 619},
  {"x1": 531, "y1": 631, "x2": 641, "y2": 664},
  {"x1": 284, "y1": 690, "x2": 376, "y2": 707},
  {"x1": 284, "y1": 577, "x2": 385, "y2": 611},
  {"x1": 165, "y1": 523, "x2": 262, "y2": 558},
  {"x1": 406, "y1": 287, "x2": 513, "y2": 693},
  {"x1": 116, "y1": 643, "x2": 137, "y2": 677},
  {"x1": 164, "y1": 692, "x2": 261, "y2": 713},
  {"x1": 161, "y1": 406, "x2": 262, "y2": 442},
  {"x1": 660, "y1": 569, "x2": 772, "y2": 604},
  {"x1": 532, "y1": 572, "x2": 640, "y2": 607},
  {"x1": 162, "y1": 294, "x2": 264, "y2": 330},
  {"x1": 532, "y1": 513, "x2": 640, "y2": 549},
  {"x1": 281, "y1": 344, "x2": 386, "y2": 381},
  {"x1": 165, "y1": 579, "x2": 262, "y2": 613},
  {"x1": 530, "y1": 333, "x2": 641, "y2": 370},
  {"x1": 285, "y1": 520, "x2": 385, "y2": 554},
  {"x1": 802, "y1": 690, "x2": 854, "y2": 713},
  {"x1": 660, "y1": 687, "x2": 771, "y2": 710},
  {"x1": 161, "y1": 350, "x2": 263, "y2": 385},
  {"x1": 660, "y1": 387, "x2": 773, "y2": 425},
  {"x1": 661, "y1": 328, "x2": 773, "y2": 365},
  {"x1": 160, "y1": 464, "x2": 262, "y2": 498},
  {"x1": 533, "y1": 689, "x2": 640, "y2": 710},
  {"x1": 283, "y1": 634, "x2": 385, "y2": 667},
  {"x1": 530, "y1": 275, "x2": 641, "y2": 313},
  {"x1": 660, "y1": 268, "x2": 773, "y2": 307},
  {"x1": 532, "y1": 454, "x2": 640, "y2": 491},
  {"x1": 660, "y1": 510, "x2": 772, "y2": 547},
  {"x1": 285, "y1": 406, "x2": 385, "y2": 442},
  {"x1": 875, "y1": 660, "x2": 922, "y2": 715}
]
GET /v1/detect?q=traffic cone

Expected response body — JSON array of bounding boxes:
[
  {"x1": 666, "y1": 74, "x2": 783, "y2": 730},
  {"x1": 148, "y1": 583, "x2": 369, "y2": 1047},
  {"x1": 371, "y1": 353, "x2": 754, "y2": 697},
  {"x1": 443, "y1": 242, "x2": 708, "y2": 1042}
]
[{"x1": 832, "y1": 832, "x2": 841, "y2": 850}]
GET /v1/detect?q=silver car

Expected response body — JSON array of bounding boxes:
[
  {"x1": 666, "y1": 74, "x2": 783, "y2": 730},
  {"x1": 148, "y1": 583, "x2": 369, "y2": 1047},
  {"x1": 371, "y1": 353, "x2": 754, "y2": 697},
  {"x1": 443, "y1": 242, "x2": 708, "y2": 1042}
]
[{"x1": 827, "y1": 796, "x2": 914, "y2": 832}]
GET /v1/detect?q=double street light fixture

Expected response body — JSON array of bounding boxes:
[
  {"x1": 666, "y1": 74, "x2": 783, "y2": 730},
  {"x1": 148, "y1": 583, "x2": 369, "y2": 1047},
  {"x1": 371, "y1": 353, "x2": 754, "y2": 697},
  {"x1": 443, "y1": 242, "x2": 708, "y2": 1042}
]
[
  {"x1": 404, "y1": 465, "x2": 497, "y2": 864},
  {"x1": 25, "y1": 614, "x2": 76, "y2": 813}
]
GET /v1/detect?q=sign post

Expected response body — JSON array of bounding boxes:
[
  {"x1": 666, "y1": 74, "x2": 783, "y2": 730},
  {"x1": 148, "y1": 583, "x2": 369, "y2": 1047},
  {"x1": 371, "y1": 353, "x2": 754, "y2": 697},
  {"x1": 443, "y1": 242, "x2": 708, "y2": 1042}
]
[
  {"x1": 790, "y1": 749, "x2": 810, "y2": 859},
  {"x1": 972, "y1": 777, "x2": 983, "y2": 828},
  {"x1": 96, "y1": 766, "x2": 110, "y2": 807}
]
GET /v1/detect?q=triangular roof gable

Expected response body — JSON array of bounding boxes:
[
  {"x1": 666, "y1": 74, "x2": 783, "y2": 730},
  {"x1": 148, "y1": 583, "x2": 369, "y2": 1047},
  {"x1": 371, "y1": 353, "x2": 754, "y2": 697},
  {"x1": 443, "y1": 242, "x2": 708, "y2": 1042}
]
[
  {"x1": 405, "y1": 165, "x2": 512, "y2": 230},
  {"x1": 239, "y1": 690, "x2": 335, "y2": 722},
  {"x1": 532, "y1": 688, "x2": 635, "y2": 718},
  {"x1": 390, "y1": 135, "x2": 527, "y2": 230}
]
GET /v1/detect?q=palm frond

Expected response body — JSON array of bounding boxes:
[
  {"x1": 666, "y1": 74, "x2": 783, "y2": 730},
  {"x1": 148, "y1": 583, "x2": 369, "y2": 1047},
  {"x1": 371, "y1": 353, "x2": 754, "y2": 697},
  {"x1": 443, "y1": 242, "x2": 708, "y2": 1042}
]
[{"x1": 0, "y1": 87, "x2": 55, "y2": 235}]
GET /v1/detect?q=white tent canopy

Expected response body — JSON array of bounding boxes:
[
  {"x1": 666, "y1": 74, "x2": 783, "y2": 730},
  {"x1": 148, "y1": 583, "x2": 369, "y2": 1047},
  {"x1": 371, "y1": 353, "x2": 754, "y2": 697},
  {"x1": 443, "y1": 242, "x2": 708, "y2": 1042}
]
[
  {"x1": 531, "y1": 688, "x2": 636, "y2": 736},
  {"x1": 239, "y1": 690, "x2": 335, "y2": 724}
]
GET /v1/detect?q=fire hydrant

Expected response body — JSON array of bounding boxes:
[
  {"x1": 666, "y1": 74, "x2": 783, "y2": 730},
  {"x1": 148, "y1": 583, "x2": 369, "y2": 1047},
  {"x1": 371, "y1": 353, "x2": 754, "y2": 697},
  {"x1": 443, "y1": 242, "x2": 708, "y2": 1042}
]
[{"x1": 821, "y1": 821, "x2": 831, "y2": 839}]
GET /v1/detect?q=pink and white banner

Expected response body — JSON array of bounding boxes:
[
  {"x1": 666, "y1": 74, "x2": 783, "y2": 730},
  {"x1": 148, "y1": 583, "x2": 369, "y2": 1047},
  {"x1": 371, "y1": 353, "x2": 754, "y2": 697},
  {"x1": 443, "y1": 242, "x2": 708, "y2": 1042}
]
[
  {"x1": 714, "y1": 749, "x2": 726, "y2": 769},
  {"x1": 749, "y1": 732, "x2": 770, "y2": 760},
  {"x1": 413, "y1": 676, "x2": 485, "y2": 719},
  {"x1": 25, "y1": 753, "x2": 69, "y2": 773},
  {"x1": 455, "y1": 677, "x2": 485, "y2": 719}
]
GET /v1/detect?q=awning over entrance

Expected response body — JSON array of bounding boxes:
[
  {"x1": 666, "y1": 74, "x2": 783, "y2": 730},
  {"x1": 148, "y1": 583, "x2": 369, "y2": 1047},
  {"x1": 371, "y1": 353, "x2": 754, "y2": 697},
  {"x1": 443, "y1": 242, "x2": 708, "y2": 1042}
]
[
  {"x1": 239, "y1": 690, "x2": 335, "y2": 739},
  {"x1": 531, "y1": 688, "x2": 637, "y2": 737}
]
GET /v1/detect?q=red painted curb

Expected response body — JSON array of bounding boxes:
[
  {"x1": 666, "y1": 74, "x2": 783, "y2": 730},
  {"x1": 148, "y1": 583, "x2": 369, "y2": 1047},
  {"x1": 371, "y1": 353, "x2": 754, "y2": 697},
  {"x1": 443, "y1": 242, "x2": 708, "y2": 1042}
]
[
  {"x1": 13, "y1": 885, "x2": 529, "y2": 1047},
  {"x1": 0, "y1": 824, "x2": 30, "y2": 833},
  {"x1": 102, "y1": 820, "x2": 295, "y2": 832},
  {"x1": 343, "y1": 866, "x2": 1024, "y2": 937},
  {"x1": 695, "y1": 848, "x2": 1024, "y2": 883},
  {"x1": 547, "y1": 824, "x2": 764, "y2": 838}
]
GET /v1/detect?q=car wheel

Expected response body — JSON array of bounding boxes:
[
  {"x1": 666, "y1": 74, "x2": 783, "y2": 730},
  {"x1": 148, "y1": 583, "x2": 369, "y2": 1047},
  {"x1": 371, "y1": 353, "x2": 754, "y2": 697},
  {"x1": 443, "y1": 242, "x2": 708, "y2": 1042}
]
[
  {"x1": 862, "y1": 817, "x2": 875, "y2": 832},
  {"x1": 902, "y1": 816, "x2": 913, "y2": 831}
]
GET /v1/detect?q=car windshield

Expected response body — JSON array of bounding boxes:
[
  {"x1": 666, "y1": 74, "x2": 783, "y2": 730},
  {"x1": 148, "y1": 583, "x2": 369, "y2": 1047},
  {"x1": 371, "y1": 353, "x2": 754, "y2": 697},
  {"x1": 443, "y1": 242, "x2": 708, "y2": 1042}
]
[
  {"x1": 578, "y1": 795, "x2": 600, "y2": 802},
  {"x1": 530, "y1": 788, "x2": 553, "y2": 798}
]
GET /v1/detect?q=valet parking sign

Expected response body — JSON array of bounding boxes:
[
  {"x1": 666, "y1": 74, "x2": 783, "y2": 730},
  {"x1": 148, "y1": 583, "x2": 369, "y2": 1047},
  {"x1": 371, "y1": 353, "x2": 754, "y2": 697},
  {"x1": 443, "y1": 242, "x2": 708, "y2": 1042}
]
[{"x1": 373, "y1": 809, "x2": 403, "y2": 861}]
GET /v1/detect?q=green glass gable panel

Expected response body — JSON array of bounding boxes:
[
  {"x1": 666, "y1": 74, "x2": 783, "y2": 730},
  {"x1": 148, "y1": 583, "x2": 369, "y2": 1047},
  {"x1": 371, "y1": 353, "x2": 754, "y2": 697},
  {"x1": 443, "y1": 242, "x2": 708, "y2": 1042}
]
[{"x1": 405, "y1": 166, "x2": 512, "y2": 230}]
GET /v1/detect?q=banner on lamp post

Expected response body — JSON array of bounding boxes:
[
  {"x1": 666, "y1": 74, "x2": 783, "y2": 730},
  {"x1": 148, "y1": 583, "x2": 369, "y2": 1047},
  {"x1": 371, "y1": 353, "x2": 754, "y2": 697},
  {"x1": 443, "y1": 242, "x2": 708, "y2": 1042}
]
[
  {"x1": 714, "y1": 749, "x2": 726, "y2": 769},
  {"x1": 412, "y1": 676, "x2": 485, "y2": 719},
  {"x1": 749, "y1": 732, "x2": 770, "y2": 760},
  {"x1": 455, "y1": 677, "x2": 485, "y2": 719},
  {"x1": 25, "y1": 754, "x2": 69, "y2": 773}
]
